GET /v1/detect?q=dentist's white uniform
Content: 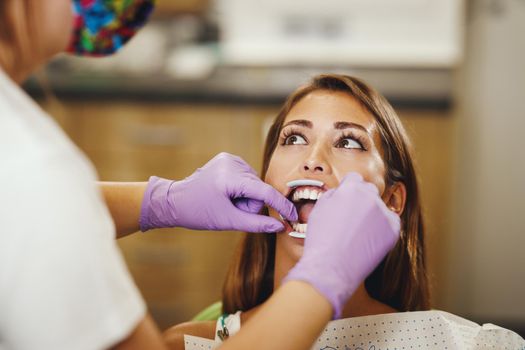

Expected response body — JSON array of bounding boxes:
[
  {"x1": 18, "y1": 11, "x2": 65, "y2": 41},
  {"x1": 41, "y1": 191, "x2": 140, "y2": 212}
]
[{"x1": 0, "y1": 69, "x2": 145, "y2": 349}]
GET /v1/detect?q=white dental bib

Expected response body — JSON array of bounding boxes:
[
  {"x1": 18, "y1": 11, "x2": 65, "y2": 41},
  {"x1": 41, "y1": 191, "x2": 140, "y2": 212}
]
[{"x1": 184, "y1": 310, "x2": 525, "y2": 350}]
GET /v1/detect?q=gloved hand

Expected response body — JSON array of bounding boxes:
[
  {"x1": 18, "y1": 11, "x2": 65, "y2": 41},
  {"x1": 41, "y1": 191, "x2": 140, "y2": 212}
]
[
  {"x1": 139, "y1": 152, "x2": 298, "y2": 233},
  {"x1": 284, "y1": 172, "x2": 401, "y2": 319}
]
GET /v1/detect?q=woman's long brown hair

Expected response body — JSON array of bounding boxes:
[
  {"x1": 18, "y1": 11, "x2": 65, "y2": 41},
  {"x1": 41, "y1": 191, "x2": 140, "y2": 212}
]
[{"x1": 222, "y1": 74, "x2": 430, "y2": 314}]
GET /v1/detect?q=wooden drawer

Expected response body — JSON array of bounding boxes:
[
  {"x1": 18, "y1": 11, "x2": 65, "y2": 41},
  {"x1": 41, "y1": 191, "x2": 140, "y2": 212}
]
[{"x1": 58, "y1": 102, "x2": 277, "y2": 179}]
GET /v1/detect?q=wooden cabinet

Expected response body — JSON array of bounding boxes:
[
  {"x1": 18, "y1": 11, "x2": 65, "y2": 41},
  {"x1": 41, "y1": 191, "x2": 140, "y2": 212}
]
[
  {"x1": 398, "y1": 109, "x2": 455, "y2": 309},
  {"x1": 44, "y1": 100, "x2": 453, "y2": 328}
]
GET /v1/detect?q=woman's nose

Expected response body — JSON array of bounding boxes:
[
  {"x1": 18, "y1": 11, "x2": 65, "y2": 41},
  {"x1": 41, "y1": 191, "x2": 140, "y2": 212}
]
[
  {"x1": 303, "y1": 162, "x2": 324, "y2": 172},
  {"x1": 302, "y1": 148, "x2": 331, "y2": 174}
]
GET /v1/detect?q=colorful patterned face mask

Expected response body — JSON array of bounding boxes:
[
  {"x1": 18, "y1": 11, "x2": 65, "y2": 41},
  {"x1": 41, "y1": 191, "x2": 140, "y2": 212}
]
[{"x1": 67, "y1": 0, "x2": 155, "y2": 56}]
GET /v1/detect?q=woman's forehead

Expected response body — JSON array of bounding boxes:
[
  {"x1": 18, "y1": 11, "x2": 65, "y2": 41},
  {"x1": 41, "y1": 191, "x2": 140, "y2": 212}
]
[{"x1": 284, "y1": 90, "x2": 376, "y2": 132}]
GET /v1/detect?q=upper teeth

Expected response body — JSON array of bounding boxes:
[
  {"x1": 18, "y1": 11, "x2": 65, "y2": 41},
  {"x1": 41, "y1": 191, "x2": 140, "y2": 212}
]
[{"x1": 292, "y1": 188, "x2": 323, "y2": 202}]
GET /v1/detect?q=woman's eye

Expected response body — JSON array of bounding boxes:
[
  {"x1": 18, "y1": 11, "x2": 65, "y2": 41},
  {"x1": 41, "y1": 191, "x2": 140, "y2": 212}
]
[
  {"x1": 284, "y1": 134, "x2": 307, "y2": 145},
  {"x1": 339, "y1": 138, "x2": 362, "y2": 149}
]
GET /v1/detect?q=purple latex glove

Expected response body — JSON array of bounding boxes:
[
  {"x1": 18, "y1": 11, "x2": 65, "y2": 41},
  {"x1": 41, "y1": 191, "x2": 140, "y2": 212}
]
[
  {"x1": 139, "y1": 152, "x2": 298, "y2": 233},
  {"x1": 284, "y1": 172, "x2": 400, "y2": 319}
]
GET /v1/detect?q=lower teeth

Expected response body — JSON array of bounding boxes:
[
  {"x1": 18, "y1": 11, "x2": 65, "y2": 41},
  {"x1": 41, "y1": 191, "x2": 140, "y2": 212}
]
[
  {"x1": 291, "y1": 222, "x2": 307, "y2": 234},
  {"x1": 287, "y1": 221, "x2": 307, "y2": 238}
]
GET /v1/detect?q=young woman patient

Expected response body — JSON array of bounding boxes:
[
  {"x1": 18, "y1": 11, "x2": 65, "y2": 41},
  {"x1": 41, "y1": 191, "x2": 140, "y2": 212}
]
[{"x1": 164, "y1": 74, "x2": 430, "y2": 348}]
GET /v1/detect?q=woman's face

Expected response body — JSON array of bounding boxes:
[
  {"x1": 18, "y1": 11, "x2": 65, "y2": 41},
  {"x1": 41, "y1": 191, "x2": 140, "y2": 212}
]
[{"x1": 265, "y1": 90, "x2": 388, "y2": 262}]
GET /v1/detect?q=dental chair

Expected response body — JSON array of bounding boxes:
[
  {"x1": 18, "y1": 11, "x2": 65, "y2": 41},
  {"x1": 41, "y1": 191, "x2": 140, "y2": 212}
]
[{"x1": 192, "y1": 301, "x2": 222, "y2": 321}]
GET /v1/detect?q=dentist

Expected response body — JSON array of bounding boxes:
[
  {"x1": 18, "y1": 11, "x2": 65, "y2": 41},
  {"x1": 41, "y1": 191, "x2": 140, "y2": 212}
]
[{"x1": 0, "y1": 1, "x2": 400, "y2": 349}]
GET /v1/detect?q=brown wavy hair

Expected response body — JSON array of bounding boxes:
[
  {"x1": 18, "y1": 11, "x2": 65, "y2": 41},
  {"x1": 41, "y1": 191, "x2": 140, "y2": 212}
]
[{"x1": 222, "y1": 74, "x2": 430, "y2": 314}]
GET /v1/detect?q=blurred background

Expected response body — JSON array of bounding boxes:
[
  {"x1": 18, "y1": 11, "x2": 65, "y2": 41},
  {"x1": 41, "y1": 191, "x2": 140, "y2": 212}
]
[{"x1": 27, "y1": 0, "x2": 524, "y2": 335}]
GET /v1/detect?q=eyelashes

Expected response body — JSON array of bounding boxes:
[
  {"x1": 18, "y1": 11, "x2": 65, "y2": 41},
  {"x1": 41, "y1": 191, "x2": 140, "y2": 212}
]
[
  {"x1": 336, "y1": 131, "x2": 368, "y2": 151},
  {"x1": 279, "y1": 127, "x2": 368, "y2": 151},
  {"x1": 280, "y1": 127, "x2": 307, "y2": 146}
]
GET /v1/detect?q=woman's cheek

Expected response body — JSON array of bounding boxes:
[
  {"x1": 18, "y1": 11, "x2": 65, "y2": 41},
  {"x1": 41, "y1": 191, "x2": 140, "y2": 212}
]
[
  {"x1": 332, "y1": 155, "x2": 386, "y2": 193},
  {"x1": 266, "y1": 149, "x2": 295, "y2": 180}
]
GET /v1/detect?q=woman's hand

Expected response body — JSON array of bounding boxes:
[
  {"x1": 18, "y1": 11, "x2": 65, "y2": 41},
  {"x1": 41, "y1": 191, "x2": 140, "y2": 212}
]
[
  {"x1": 139, "y1": 152, "x2": 298, "y2": 233},
  {"x1": 284, "y1": 172, "x2": 400, "y2": 319}
]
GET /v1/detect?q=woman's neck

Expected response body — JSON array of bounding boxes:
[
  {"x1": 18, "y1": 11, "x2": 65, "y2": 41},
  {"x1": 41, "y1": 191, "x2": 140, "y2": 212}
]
[{"x1": 340, "y1": 284, "x2": 396, "y2": 318}]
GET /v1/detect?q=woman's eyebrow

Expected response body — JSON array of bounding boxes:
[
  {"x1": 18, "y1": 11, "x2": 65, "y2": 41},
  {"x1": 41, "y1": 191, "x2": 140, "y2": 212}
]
[
  {"x1": 282, "y1": 119, "x2": 369, "y2": 134},
  {"x1": 282, "y1": 119, "x2": 313, "y2": 128},
  {"x1": 334, "y1": 121, "x2": 369, "y2": 134}
]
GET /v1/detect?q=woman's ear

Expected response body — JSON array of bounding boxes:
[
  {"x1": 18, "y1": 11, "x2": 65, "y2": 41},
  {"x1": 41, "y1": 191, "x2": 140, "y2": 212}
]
[{"x1": 383, "y1": 182, "x2": 406, "y2": 216}]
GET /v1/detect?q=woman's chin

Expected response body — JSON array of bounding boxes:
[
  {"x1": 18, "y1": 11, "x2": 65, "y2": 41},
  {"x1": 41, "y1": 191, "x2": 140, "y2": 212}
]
[
  {"x1": 277, "y1": 223, "x2": 305, "y2": 263},
  {"x1": 288, "y1": 237, "x2": 305, "y2": 262}
]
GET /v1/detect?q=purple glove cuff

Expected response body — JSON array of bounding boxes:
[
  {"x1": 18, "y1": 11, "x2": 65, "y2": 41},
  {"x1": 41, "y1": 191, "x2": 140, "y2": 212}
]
[
  {"x1": 139, "y1": 176, "x2": 157, "y2": 232},
  {"x1": 139, "y1": 176, "x2": 178, "y2": 232}
]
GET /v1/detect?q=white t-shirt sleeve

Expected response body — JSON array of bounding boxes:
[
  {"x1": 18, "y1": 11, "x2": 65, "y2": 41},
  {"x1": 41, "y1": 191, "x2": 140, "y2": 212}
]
[{"x1": 0, "y1": 152, "x2": 146, "y2": 350}]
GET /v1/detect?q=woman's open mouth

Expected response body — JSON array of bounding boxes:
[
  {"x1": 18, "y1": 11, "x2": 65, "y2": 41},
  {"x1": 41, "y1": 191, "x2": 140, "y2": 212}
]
[{"x1": 285, "y1": 179, "x2": 326, "y2": 239}]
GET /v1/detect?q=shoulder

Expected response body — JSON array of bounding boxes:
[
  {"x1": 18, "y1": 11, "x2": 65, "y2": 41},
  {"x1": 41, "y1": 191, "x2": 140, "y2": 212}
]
[
  {"x1": 0, "y1": 94, "x2": 103, "y2": 238},
  {"x1": 163, "y1": 321, "x2": 216, "y2": 350},
  {"x1": 0, "y1": 69, "x2": 95, "y2": 185}
]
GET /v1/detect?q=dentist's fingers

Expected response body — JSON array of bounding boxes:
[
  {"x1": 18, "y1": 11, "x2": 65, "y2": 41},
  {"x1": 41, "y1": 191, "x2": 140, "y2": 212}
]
[
  {"x1": 140, "y1": 152, "x2": 292, "y2": 232},
  {"x1": 338, "y1": 171, "x2": 400, "y2": 233},
  {"x1": 220, "y1": 153, "x2": 258, "y2": 176},
  {"x1": 339, "y1": 172, "x2": 379, "y2": 195},
  {"x1": 233, "y1": 197, "x2": 264, "y2": 214},
  {"x1": 238, "y1": 179, "x2": 298, "y2": 222},
  {"x1": 285, "y1": 173, "x2": 402, "y2": 319},
  {"x1": 232, "y1": 210, "x2": 285, "y2": 233},
  {"x1": 318, "y1": 188, "x2": 335, "y2": 201},
  {"x1": 341, "y1": 171, "x2": 364, "y2": 183}
]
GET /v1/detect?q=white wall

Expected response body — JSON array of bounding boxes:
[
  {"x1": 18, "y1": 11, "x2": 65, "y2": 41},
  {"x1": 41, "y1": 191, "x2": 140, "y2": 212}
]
[{"x1": 444, "y1": 0, "x2": 525, "y2": 321}]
